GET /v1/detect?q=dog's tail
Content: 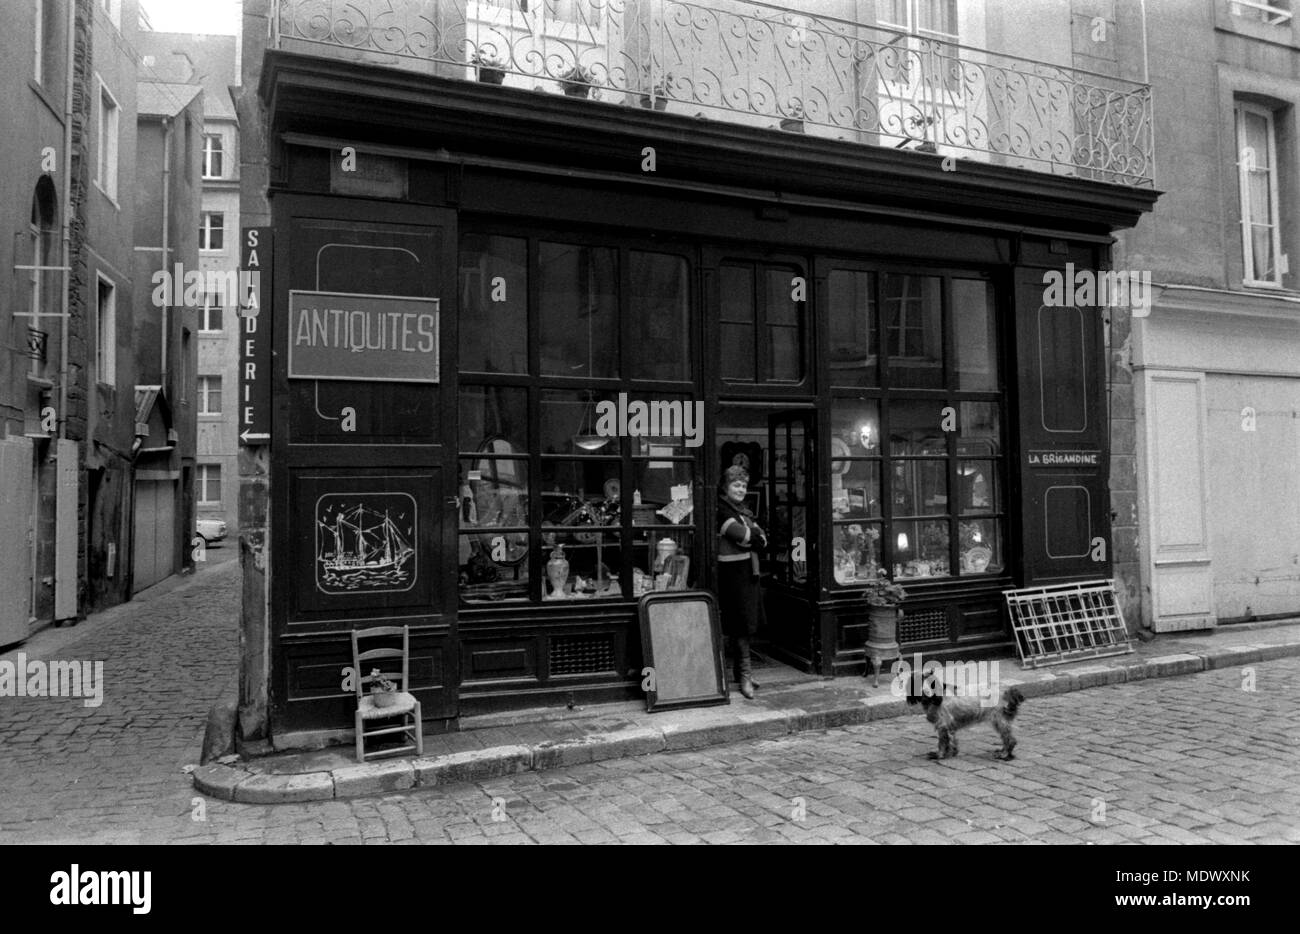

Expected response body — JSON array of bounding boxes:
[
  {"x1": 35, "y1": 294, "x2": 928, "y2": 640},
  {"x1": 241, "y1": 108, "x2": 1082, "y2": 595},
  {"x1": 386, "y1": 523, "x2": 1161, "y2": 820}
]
[{"x1": 1002, "y1": 686, "x2": 1025, "y2": 719}]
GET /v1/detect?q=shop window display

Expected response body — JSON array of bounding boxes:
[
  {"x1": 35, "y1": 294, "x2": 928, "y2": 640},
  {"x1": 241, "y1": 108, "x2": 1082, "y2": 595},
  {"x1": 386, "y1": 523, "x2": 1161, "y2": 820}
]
[{"x1": 827, "y1": 265, "x2": 1004, "y2": 587}]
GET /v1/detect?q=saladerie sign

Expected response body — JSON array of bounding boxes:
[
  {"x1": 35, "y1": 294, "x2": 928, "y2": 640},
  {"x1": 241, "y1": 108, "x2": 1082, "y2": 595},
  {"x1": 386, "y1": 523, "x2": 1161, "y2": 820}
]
[{"x1": 288, "y1": 290, "x2": 439, "y2": 383}]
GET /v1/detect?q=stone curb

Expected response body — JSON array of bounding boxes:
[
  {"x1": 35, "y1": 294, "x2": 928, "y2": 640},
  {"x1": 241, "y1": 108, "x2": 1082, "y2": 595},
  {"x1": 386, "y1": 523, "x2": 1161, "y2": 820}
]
[{"x1": 191, "y1": 638, "x2": 1300, "y2": 805}]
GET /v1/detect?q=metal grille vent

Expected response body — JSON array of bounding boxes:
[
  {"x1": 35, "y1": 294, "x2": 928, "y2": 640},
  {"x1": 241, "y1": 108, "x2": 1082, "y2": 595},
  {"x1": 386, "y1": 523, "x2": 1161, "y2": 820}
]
[
  {"x1": 899, "y1": 609, "x2": 948, "y2": 644},
  {"x1": 550, "y1": 635, "x2": 616, "y2": 676}
]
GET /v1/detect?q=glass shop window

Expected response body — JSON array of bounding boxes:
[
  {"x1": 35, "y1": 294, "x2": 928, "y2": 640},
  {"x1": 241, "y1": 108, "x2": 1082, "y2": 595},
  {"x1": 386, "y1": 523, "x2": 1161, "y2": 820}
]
[
  {"x1": 718, "y1": 261, "x2": 806, "y2": 385},
  {"x1": 827, "y1": 269, "x2": 879, "y2": 388},
  {"x1": 458, "y1": 385, "x2": 530, "y2": 603},
  {"x1": 827, "y1": 267, "x2": 1003, "y2": 588},
  {"x1": 627, "y1": 251, "x2": 690, "y2": 382},
  {"x1": 539, "y1": 242, "x2": 617, "y2": 378},
  {"x1": 459, "y1": 234, "x2": 528, "y2": 374}
]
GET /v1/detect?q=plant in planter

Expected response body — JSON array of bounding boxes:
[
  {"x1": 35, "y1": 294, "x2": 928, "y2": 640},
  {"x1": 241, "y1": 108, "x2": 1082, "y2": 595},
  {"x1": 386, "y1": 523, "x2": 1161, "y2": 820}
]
[
  {"x1": 639, "y1": 76, "x2": 672, "y2": 111},
  {"x1": 559, "y1": 64, "x2": 598, "y2": 99},
  {"x1": 472, "y1": 50, "x2": 506, "y2": 85},
  {"x1": 779, "y1": 102, "x2": 806, "y2": 133},
  {"x1": 368, "y1": 668, "x2": 399, "y2": 708},
  {"x1": 861, "y1": 571, "x2": 906, "y2": 685}
]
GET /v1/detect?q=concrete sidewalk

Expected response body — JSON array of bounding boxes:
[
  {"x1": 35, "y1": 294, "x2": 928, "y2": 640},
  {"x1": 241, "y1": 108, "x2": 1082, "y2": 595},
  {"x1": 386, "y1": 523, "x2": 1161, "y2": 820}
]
[{"x1": 193, "y1": 619, "x2": 1300, "y2": 805}]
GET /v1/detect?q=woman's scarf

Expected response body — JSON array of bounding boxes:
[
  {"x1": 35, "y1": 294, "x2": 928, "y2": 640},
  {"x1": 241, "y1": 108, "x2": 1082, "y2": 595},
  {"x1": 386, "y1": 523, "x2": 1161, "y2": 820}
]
[{"x1": 717, "y1": 494, "x2": 756, "y2": 525}]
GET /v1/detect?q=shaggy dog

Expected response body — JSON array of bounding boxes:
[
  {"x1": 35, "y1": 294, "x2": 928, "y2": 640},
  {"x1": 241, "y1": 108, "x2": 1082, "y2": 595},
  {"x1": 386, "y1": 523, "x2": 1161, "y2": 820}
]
[{"x1": 907, "y1": 684, "x2": 1025, "y2": 760}]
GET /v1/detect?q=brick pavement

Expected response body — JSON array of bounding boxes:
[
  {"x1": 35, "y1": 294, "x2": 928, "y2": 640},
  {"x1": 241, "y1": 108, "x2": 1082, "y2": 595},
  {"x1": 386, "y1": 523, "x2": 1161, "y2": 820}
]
[
  {"x1": 3, "y1": 560, "x2": 1298, "y2": 843},
  {"x1": 0, "y1": 556, "x2": 239, "y2": 845}
]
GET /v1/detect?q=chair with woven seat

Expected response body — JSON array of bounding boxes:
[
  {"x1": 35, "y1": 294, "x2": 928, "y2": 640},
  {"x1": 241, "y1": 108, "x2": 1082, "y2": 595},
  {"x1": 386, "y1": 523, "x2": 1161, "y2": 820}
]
[{"x1": 351, "y1": 625, "x2": 423, "y2": 762}]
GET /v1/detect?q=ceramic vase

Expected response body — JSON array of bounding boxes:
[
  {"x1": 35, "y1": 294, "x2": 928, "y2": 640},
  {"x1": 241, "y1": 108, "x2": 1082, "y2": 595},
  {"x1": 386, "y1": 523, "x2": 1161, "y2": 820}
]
[{"x1": 546, "y1": 545, "x2": 570, "y2": 598}]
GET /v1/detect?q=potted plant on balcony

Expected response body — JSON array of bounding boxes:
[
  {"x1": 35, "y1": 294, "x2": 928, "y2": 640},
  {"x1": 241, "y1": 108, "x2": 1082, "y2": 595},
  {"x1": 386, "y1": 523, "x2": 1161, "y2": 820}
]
[
  {"x1": 368, "y1": 668, "x2": 399, "y2": 708},
  {"x1": 559, "y1": 63, "x2": 597, "y2": 99},
  {"x1": 472, "y1": 50, "x2": 506, "y2": 85},
  {"x1": 779, "y1": 101, "x2": 805, "y2": 133},
  {"x1": 638, "y1": 76, "x2": 672, "y2": 111}
]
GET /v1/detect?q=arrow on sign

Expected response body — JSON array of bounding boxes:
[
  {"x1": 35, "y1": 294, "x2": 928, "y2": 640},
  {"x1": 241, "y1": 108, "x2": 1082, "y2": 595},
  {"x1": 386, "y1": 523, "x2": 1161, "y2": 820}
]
[{"x1": 240, "y1": 430, "x2": 270, "y2": 444}]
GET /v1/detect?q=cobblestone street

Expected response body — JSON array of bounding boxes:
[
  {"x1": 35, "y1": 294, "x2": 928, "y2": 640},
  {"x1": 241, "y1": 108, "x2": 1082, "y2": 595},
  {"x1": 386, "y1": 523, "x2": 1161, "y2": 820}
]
[{"x1": 2, "y1": 560, "x2": 1298, "y2": 844}]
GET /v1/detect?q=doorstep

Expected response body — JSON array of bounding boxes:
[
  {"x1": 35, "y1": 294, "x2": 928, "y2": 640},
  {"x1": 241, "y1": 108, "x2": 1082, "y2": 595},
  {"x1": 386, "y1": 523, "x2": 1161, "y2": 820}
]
[{"x1": 192, "y1": 620, "x2": 1300, "y2": 804}]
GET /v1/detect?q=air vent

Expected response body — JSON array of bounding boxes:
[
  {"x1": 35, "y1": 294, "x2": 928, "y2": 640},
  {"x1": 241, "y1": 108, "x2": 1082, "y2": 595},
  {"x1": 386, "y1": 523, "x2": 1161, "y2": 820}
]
[
  {"x1": 549, "y1": 634, "x2": 616, "y2": 676},
  {"x1": 899, "y1": 609, "x2": 948, "y2": 644}
]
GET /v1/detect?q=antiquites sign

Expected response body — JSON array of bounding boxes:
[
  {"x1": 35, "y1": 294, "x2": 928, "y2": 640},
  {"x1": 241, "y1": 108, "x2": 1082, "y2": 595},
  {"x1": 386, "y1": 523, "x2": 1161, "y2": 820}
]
[{"x1": 288, "y1": 290, "x2": 440, "y2": 383}]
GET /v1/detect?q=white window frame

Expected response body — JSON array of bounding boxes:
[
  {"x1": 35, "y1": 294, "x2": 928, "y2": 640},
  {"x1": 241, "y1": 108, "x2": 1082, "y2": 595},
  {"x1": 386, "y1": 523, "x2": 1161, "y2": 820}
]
[
  {"x1": 200, "y1": 212, "x2": 225, "y2": 252},
  {"x1": 34, "y1": 0, "x2": 44, "y2": 83},
  {"x1": 96, "y1": 273, "x2": 116, "y2": 386},
  {"x1": 202, "y1": 133, "x2": 223, "y2": 179},
  {"x1": 198, "y1": 375, "x2": 222, "y2": 415},
  {"x1": 876, "y1": 0, "x2": 968, "y2": 152},
  {"x1": 1235, "y1": 102, "x2": 1284, "y2": 287},
  {"x1": 197, "y1": 464, "x2": 222, "y2": 506},
  {"x1": 1229, "y1": 0, "x2": 1293, "y2": 26},
  {"x1": 200, "y1": 291, "x2": 223, "y2": 332},
  {"x1": 96, "y1": 77, "x2": 120, "y2": 201}
]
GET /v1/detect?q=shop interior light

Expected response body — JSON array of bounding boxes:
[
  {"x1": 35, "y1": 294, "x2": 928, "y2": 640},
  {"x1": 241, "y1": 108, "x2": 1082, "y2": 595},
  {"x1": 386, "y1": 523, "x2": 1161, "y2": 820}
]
[{"x1": 897, "y1": 532, "x2": 909, "y2": 552}]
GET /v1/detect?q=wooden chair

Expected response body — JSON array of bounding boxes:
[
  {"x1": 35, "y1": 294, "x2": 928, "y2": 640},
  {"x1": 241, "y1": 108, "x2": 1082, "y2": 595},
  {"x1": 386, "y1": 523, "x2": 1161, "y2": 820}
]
[{"x1": 351, "y1": 625, "x2": 423, "y2": 762}]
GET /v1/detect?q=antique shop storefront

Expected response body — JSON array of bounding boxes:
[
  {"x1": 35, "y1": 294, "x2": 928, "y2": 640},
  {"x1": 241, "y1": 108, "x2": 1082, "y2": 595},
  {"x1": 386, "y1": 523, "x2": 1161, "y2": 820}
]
[{"x1": 255, "y1": 33, "x2": 1155, "y2": 740}]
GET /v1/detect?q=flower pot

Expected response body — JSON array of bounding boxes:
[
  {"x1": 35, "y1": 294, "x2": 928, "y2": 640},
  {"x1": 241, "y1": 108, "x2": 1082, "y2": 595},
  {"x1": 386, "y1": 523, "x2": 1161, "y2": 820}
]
[
  {"x1": 867, "y1": 604, "x2": 900, "y2": 646},
  {"x1": 562, "y1": 84, "x2": 591, "y2": 99},
  {"x1": 371, "y1": 689, "x2": 398, "y2": 709},
  {"x1": 779, "y1": 117, "x2": 805, "y2": 133},
  {"x1": 477, "y1": 67, "x2": 505, "y2": 85},
  {"x1": 639, "y1": 93, "x2": 669, "y2": 111}
]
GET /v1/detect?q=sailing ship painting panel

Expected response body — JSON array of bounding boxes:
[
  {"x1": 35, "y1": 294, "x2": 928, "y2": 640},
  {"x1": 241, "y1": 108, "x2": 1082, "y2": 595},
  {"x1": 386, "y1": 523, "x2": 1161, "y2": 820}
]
[{"x1": 315, "y1": 492, "x2": 418, "y2": 594}]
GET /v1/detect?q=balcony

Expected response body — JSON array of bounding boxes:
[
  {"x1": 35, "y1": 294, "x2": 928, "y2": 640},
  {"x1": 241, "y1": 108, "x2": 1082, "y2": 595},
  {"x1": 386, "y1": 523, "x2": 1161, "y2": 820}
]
[{"x1": 270, "y1": 0, "x2": 1154, "y2": 188}]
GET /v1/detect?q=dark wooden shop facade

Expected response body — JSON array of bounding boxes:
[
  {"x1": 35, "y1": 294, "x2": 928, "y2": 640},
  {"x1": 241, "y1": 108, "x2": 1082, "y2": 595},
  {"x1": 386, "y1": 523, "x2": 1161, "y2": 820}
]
[{"x1": 259, "y1": 51, "x2": 1156, "y2": 739}]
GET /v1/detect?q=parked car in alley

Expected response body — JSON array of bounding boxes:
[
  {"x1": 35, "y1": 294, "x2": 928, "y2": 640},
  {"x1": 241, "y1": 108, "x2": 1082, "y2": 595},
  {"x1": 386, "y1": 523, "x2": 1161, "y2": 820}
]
[{"x1": 196, "y1": 518, "x2": 228, "y2": 546}]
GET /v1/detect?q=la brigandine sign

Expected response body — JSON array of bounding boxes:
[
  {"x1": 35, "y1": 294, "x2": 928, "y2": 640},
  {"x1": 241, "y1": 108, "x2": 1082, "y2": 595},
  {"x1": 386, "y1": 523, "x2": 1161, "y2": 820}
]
[{"x1": 288, "y1": 290, "x2": 439, "y2": 383}]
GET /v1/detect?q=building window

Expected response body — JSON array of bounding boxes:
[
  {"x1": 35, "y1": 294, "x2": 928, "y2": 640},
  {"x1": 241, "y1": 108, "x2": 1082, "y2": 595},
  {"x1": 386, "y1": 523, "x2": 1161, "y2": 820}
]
[
  {"x1": 97, "y1": 81, "x2": 119, "y2": 200},
  {"x1": 185, "y1": 118, "x2": 195, "y2": 184},
  {"x1": 456, "y1": 233, "x2": 698, "y2": 605},
  {"x1": 827, "y1": 268, "x2": 1004, "y2": 585},
  {"x1": 1229, "y1": 1, "x2": 1292, "y2": 25},
  {"x1": 35, "y1": 0, "x2": 60, "y2": 88},
  {"x1": 198, "y1": 376, "x2": 222, "y2": 415},
  {"x1": 200, "y1": 213, "x2": 224, "y2": 251},
  {"x1": 197, "y1": 464, "x2": 222, "y2": 505},
  {"x1": 99, "y1": 0, "x2": 121, "y2": 29},
  {"x1": 719, "y1": 261, "x2": 806, "y2": 385},
  {"x1": 202, "y1": 134, "x2": 223, "y2": 178},
  {"x1": 1235, "y1": 102, "x2": 1283, "y2": 286},
  {"x1": 97, "y1": 275, "x2": 116, "y2": 385},
  {"x1": 200, "y1": 291, "x2": 223, "y2": 332}
]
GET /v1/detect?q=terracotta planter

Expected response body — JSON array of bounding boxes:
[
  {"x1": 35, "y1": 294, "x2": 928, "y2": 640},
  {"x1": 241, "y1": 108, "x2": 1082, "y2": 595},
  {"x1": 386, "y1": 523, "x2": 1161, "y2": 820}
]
[
  {"x1": 370, "y1": 689, "x2": 398, "y2": 709},
  {"x1": 477, "y1": 67, "x2": 505, "y2": 85},
  {"x1": 779, "y1": 117, "x2": 805, "y2": 133},
  {"x1": 639, "y1": 93, "x2": 669, "y2": 111}
]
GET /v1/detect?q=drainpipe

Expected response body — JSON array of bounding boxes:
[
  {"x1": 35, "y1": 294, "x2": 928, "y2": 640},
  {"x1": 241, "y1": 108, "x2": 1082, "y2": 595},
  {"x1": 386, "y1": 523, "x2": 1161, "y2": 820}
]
[
  {"x1": 160, "y1": 117, "x2": 171, "y2": 383},
  {"x1": 57, "y1": 0, "x2": 76, "y2": 439}
]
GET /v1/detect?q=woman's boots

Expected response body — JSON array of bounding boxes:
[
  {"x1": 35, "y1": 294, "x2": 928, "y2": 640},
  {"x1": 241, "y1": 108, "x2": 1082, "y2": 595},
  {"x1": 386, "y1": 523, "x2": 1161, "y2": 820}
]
[{"x1": 734, "y1": 636, "x2": 755, "y2": 699}]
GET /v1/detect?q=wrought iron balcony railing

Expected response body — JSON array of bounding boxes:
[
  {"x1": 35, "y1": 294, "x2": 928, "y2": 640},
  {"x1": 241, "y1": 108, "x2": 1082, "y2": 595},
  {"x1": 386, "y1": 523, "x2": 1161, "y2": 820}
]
[{"x1": 271, "y1": 0, "x2": 1155, "y2": 187}]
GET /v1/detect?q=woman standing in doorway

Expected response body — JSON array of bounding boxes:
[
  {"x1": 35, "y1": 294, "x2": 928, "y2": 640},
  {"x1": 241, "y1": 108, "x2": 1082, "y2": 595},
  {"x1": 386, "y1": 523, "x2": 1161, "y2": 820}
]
[{"x1": 717, "y1": 465, "x2": 767, "y2": 699}]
